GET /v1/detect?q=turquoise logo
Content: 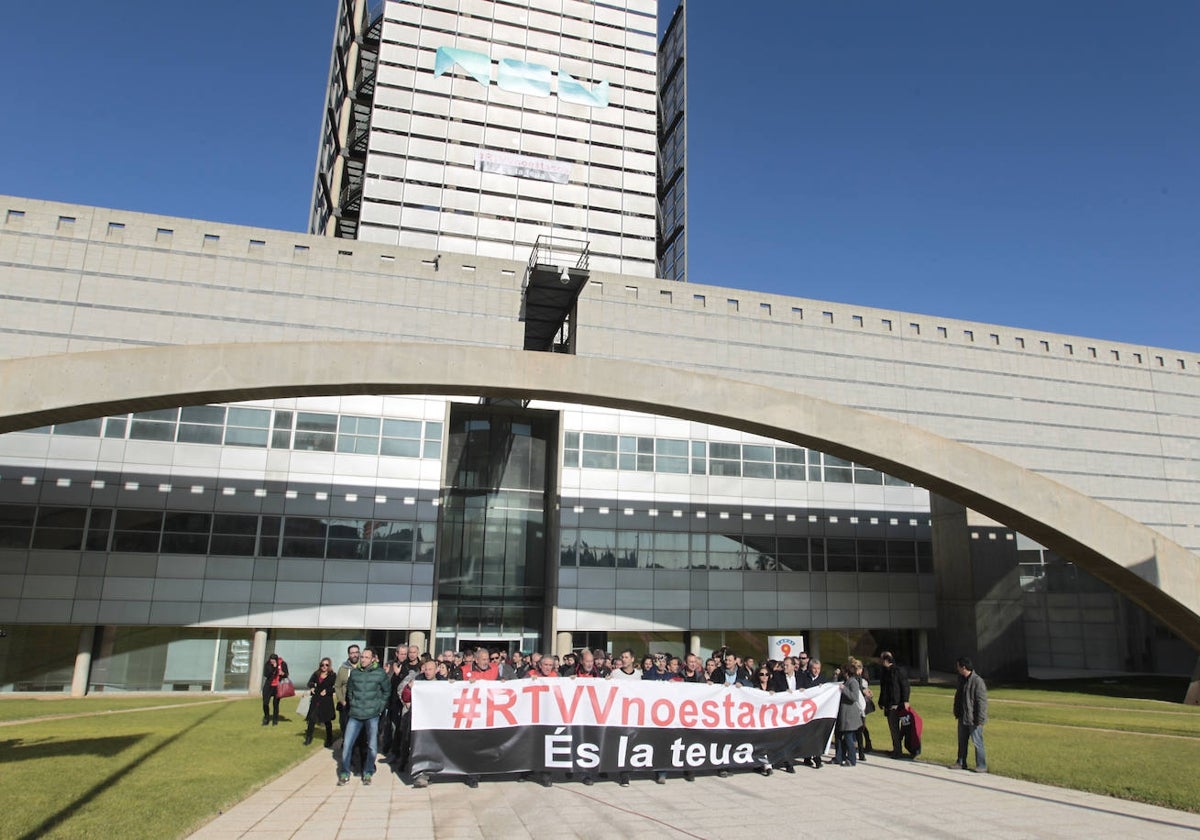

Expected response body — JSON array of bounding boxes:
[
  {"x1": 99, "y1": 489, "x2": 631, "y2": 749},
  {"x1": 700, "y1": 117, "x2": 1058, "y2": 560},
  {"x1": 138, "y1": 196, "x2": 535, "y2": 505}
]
[{"x1": 434, "y1": 47, "x2": 609, "y2": 109}]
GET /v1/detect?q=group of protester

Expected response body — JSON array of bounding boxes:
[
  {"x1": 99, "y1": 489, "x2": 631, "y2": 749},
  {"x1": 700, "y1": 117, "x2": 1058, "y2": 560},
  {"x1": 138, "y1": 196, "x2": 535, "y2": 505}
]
[{"x1": 261, "y1": 643, "x2": 988, "y2": 787}]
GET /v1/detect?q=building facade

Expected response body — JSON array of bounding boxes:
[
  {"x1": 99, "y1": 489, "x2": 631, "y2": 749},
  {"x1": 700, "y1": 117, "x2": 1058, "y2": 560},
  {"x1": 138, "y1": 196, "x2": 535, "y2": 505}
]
[{"x1": 311, "y1": 0, "x2": 661, "y2": 277}]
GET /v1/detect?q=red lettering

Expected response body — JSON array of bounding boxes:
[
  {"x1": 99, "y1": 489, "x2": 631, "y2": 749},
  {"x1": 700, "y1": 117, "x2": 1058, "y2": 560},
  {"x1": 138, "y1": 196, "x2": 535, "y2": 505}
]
[
  {"x1": 781, "y1": 700, "x2": 800, "y2": 726},
  {"x1": 621, "y1": 696, "x2": 646, "y2": 726},
  {"x1": 758, "y1": 703, "x2": 779, "y2": 728},
  {"x1": 650, "y1": 699, "x2": 675, "y2": 727},
  {"x1": 800, "y1": 698, "x2": 817, "y2": 723},
  {"x1": 486, "y1": 688, "x2": 517, "y2": 725},
  {"x1": 722, "y1": 693, "x2": 737, "y2": 727},
  {"x1": 737, "y1": 702, "x2": 756, "y2": 728},
  {"x1": 701, "y1": 699, "x2": 720, "y2": 728},
  {"x1": 552, "y1": 684, "x2": 586, "y2": 723},
  {"x1": 522, "y1": 683, "x2": 549, "y2": 724},
  {"x1": 585, "y1": 684, "x2": 619, "y2": 724},
  {"x1": 679, "y1": 699, "x2": 698, "y2": 727}
]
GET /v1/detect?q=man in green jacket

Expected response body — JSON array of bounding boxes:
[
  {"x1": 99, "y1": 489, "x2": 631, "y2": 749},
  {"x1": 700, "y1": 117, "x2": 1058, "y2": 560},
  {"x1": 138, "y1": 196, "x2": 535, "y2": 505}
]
[{"x1": 338, "y1": 647, "x2": 391, "y2": 785}]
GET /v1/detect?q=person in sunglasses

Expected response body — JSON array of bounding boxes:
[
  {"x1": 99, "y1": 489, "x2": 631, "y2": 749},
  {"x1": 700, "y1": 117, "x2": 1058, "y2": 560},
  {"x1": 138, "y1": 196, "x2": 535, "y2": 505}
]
[{"x1": 303, "y1": 657, "x2": 337, "y2": 747}]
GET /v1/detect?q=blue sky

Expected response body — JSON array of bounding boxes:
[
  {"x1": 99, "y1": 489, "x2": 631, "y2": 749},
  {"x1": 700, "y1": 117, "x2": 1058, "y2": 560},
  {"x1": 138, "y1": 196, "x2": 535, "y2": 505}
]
[{"x1": 2, "y1": 1, "x2": 1196, "y2": 351}]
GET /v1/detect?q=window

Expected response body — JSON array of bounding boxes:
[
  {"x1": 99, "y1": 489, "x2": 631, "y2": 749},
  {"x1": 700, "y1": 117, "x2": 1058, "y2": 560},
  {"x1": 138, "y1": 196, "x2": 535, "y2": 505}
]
[
  {"x1": 709, "y1": 442, "x2": 741, "y2": 477},
  {"x1": 381, "y1": 418, "x2": 421, "y2": 457},
  {"x1": 824, "y1": 455, "x2": 853, "y2": 483},
  {"x1": 742, "y1": 444, "x2": 774, "y2": 479},
  {"x1": 581, "y1": 433, "x2": 617, "y2": 469},
  {"x1": 0, "y1": 504, "x2": 35, "y2": 548},
  {"x1": 271, "y1": 411, "x2": 294, "y2": 448},
  {"x1": 129, "y1": 408, "x2": 178, "y2": 441},
  {"x1": 654, "y1": 438, "x2": 688, "y2": 474},
  {"x1": 54, "y1": 418, "x2": 102, "y2": 437},
  {"x1": 112, "y1": 509, "x2": 164, "y2": 553},
  {"x1": 210, "y1": 514, "x2": 258, "y2": 556},
  {"x1": 177, "y1": 405, "x2": 226, "y2": 445},
  {"x1": 31, "y1": 506, "x2": 85, "y2": 552},
  {"x1": 293, "y1": 412, "x2": 336, "y2": 451},
  {"x1": 423, "y1": 421, "x2": 443, "y2": 459},
  {"x1": 161, "y1": 512, "x2": 212, "y2": 554},
  {"x1": 224, "y1": 407, "x2": 270, "y2": 447},
  {"x1": 338, "y1": 415, "x2": 381, "y2": 455}
]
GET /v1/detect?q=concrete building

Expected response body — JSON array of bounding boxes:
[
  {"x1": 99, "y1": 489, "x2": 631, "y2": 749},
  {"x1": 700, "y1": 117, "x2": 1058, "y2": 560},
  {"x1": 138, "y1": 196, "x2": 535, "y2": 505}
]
[{"x1": 310, "y1": 0, "x2": 661, "y2": 277}]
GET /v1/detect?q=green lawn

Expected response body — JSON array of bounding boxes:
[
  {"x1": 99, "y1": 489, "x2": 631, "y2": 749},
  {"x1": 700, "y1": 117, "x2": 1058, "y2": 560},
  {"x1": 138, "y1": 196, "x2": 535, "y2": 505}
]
[
  {"x1": 0, "y1": 694, "x2": 222, "y2": 724},
  {"x1": 0, "y1": 697, "x2": 314, "y2": 840},
  {"x1": 906, "y1": 684, "x2": 1200, "y2": 812}
]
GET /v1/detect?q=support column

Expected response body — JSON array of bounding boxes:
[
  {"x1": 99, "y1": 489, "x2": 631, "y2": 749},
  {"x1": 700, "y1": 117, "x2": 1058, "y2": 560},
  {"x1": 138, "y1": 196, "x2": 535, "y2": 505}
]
[
  {"x1": 555, "y1": 631, "x2": 573, "y2": 658},
  {"x1": 70, "y1": 627, "x2": 95, "y2": 698},
  {"x1": 917, "y1": 629, "x2": 930, "y2": 684},
  {"x1": 929, "y1": 495, "x2": 1027, "y2": 680},
  {"x1": 407, "y1": 630, "x2": 427, "y2": 653},
  {"x1": 248, "y1": 629, "x2": 268, "y2": 698},
  {"x1": 688, "y1": 633, "x2": 701, "y2": 656},
  {"x1": 806, "y1": 632, "x2": 820, "y2": 663}
]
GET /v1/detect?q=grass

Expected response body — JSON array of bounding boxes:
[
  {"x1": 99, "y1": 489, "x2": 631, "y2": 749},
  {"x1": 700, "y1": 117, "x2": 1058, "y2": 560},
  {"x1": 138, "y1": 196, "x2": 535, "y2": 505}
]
[
  {"x1": 1, "y1": 681, "x2": 1198, "y2": 837},
  {"x1": 904, "y1": 682, "x2": 1200, "y2": 812},
  {"x1": 0, "y1": 697, "x2": 315, "y2": 840},
  {"x1": 0, "y1": 694, "x2": 222, "y2": 724}
]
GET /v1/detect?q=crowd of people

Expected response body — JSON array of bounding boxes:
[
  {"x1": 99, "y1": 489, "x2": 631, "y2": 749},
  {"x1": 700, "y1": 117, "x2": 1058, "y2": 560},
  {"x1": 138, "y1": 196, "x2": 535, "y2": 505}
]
[{"x1": 260, "y1": 644, "x2": 987, "y2": 787}]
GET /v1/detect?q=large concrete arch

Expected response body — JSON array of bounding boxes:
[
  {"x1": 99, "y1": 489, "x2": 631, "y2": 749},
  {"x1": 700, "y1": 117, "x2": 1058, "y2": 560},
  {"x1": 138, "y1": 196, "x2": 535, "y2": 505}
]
[{"x1": 3, "y1": 341, "x2": 1198, "y2": 649}]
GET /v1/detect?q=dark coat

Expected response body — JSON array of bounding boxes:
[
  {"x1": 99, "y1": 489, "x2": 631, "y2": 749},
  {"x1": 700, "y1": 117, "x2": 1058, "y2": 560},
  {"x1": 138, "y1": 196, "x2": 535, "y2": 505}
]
[
  {"x1": 878, "y1": 663, "x2": 911, "y2": 709},
  {"x1": 712, "y1": 666, "x2": 752, "y2": 686},
  {"x1": 261, "y1": 657, "x2": 289, "y2": 693},
  {"x1": 769, "y1": 670, "x2": 804, "y2": 693},
  {"x1": 954, "y1": 670, "x2": 988, "y2": 726},
  {"x1": 306, "y1": 669, "x2": 337, "y2": 723},
  {"x1": 798, "y1": 670, "x2": 827, "y2": 689}
]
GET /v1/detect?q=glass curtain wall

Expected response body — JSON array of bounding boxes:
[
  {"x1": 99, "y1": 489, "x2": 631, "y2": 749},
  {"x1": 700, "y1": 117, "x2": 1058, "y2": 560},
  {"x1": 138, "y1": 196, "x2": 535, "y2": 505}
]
[{"x1": 435, "y1": 406, "x2": 557, "y2": 653}]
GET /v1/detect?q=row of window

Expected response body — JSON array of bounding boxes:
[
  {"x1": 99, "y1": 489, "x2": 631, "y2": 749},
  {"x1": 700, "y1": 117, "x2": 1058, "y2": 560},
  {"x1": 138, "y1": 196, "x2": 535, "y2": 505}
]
[
  {"x1": 563, "y1": 433, "x2": 913, "y2": 486},
  {"x1": 0, "y1": 504, "x2": 434, "y2": 562},
  {"x1": 559, "y1": 529, "x2": 933, "y2": 574},
  {"x1": 28, "y1": 406, "x2": 443, "y2": 458},
  {"x1": 24, "y1": 410, "x2": 915, "y2": 486}
]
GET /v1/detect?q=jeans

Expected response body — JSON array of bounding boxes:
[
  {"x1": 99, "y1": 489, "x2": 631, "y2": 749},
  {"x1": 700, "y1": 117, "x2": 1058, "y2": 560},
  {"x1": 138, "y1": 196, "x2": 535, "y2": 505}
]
[
  {"x1": 956, "y1": 723, "x2": 986, "y2": 770},
  {"x1": 341, "y1": 715, "x2": 380, "y2": 777},
  {"x1": 834, "y1": 730, "x2": 858, "y2": 766}
]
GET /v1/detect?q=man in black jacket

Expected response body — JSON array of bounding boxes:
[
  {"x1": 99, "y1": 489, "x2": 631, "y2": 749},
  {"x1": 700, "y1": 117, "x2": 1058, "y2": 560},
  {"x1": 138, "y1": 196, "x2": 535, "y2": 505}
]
[{"x1": 878, "y1": 651, "x2": 912, "y2": 758}]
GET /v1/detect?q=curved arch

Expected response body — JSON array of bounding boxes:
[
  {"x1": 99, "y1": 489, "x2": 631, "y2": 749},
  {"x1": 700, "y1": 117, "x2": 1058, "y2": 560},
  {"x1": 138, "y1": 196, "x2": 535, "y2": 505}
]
[{"x1": 3, "y1": 341, "x2": 1198, "y2": 647}]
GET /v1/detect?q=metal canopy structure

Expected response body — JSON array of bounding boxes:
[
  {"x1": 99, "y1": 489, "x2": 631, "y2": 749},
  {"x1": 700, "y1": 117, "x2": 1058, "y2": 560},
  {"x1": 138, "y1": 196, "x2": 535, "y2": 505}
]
[{"x1": 519, "y1": 236, "x2": 590, "y2": 353}]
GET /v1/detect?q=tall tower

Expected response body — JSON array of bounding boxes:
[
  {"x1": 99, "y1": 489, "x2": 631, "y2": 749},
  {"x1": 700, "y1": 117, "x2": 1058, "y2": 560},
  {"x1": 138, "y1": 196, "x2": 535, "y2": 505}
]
[{"x1": 311, "y1": 0, "x2": 661, "y2": 277}]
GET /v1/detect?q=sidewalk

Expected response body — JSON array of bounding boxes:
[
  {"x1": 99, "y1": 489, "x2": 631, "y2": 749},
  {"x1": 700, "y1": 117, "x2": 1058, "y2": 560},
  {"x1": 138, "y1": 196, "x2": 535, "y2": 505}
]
[{"x1": 190, "y1": 751, "x2": 1200, "y2": 840}]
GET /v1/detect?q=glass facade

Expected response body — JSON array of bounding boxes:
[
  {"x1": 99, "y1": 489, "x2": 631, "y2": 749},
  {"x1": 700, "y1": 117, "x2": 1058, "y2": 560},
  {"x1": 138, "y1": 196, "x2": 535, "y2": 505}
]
[{"x1": 435, "y1": 406, "x2": 557, "y2": 652}]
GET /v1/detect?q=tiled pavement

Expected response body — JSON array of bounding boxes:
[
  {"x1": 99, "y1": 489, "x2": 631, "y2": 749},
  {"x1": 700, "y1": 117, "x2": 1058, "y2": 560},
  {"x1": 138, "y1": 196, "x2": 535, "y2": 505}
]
[{"x1": 189, "y1": 750, "x2": 1200, "y2": 840}]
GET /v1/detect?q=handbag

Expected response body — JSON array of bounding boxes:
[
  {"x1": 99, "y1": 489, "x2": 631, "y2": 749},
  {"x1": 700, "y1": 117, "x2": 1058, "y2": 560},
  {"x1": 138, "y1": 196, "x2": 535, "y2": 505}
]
[
  {"x1": 864, "y1": 696, "x2": 877, "y2": 715},
  {"x1": 296, "y1": 692, "x2": 311, "y2": 717},
  {"x1": 276, "y1": 678, "x2": 296, "y2": 699}
]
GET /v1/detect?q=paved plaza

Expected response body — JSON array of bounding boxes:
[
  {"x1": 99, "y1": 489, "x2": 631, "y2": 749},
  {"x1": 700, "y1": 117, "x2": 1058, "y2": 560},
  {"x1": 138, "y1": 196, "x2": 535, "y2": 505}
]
[{"x1": 190, "y1": 751, "x2": 1200, "y2": 840}]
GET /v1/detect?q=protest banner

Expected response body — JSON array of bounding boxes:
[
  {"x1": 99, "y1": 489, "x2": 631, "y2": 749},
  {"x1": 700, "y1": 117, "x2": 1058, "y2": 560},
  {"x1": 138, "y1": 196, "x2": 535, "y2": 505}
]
[{"x1": 410, "y1": 678, "x2": 840, "y2": 777}]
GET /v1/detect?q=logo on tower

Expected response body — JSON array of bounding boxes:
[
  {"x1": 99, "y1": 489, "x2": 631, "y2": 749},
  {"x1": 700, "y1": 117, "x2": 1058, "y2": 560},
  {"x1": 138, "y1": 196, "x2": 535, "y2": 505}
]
[{"x1": 434, "y1": 47, "x2": 609, "y2": 109}]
